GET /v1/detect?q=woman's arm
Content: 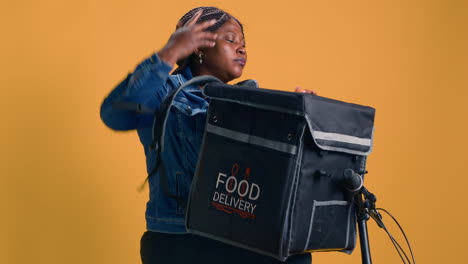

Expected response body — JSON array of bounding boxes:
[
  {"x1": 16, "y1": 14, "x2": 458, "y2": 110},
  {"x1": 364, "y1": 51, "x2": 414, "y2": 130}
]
[
  {"x1": 100, "y1": 11, "x2": 218, "y2": 131},
  {"x1": 100, "y1": 54, "x2": 173, "y2": 131}
]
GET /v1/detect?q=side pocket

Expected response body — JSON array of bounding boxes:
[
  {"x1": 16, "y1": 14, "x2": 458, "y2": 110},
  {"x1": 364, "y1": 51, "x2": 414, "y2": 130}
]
[{"x1": 304, "y1": 200, "x2": 355, "y2": 252}]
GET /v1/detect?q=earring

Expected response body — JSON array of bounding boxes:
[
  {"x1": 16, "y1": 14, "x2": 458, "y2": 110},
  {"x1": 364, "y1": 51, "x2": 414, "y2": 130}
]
[{"x1": 198, "y1": 52, "x2": 203, "y2": 64}]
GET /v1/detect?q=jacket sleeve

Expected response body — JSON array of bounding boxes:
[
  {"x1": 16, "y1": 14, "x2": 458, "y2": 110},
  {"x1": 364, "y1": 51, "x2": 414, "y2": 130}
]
[{"x1": 100, "y1": 53, "x2": 173, "y2": 131}]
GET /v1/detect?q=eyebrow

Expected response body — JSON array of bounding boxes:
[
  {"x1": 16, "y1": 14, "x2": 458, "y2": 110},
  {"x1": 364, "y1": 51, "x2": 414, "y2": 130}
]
[{"x1": 223, "y1": 31, "x2": 245, "y2": 40}]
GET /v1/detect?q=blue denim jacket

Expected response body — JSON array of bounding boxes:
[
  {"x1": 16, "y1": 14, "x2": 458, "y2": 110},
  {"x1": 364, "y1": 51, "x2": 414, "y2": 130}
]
[{"x1": 100, "y1": 53, "x2": 209, "y2": 233}]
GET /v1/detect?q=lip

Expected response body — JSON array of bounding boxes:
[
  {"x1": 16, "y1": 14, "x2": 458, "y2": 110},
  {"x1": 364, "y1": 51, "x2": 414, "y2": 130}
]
[{"x1": 234, "y1": 58, "x2": 246, "y2": 67}]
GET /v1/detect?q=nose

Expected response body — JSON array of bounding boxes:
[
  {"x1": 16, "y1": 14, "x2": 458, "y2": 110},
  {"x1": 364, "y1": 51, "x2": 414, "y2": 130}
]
[{"x1": 237, "y1": 46, "x2": 246, "y2": 55}]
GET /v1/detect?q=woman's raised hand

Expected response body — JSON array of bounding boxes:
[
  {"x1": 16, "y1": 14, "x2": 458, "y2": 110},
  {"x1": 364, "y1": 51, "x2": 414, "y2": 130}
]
[{"x1": 158, "y1": 10, "x2": 218, "y2": 66}]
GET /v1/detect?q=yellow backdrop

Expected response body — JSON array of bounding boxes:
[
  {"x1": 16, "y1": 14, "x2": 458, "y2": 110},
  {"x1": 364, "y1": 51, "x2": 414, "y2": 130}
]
[{"x1": 1, "y1": 0, "x2": 467, "y2": 263}]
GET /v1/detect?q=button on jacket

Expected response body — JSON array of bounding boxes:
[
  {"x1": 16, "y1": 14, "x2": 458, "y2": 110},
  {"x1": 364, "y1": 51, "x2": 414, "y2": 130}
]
[{"x1": 100, "y1": 53, "x2": 209, "y2": 233}]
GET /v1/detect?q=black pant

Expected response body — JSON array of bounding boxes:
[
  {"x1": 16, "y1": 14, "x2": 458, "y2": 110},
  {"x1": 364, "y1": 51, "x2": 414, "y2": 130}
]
[{"x1": 141, "y1": 231, "x2": 312, "y2": 264}]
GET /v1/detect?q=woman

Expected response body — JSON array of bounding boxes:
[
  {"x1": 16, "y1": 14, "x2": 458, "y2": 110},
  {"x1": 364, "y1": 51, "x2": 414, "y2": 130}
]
[{"x1": 100, "y1": 6, "x2": 312, "y2": 264}]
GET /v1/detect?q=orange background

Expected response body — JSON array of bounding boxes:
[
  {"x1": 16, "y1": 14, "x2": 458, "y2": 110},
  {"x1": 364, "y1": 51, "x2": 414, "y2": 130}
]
[{"x1": 1, "y1": 0, "x2": 467, "y2": 263}]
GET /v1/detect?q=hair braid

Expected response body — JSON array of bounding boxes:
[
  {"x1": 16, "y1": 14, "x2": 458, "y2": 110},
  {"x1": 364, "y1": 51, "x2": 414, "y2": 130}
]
[{"x1": 177, "y1": 7, "x2": 243, "y2": 33}]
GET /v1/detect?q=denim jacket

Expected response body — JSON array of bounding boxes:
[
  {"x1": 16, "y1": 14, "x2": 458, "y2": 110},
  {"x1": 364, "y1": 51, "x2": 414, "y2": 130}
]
[{"x1": 100, "y1": 53, "x2": 210, "y2": 233}]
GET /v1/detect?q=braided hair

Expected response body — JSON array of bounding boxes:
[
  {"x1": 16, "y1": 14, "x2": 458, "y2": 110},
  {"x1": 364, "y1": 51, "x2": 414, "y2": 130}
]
[{"x1": 173, "y1": 7, "x2": 244, "y2": 74}]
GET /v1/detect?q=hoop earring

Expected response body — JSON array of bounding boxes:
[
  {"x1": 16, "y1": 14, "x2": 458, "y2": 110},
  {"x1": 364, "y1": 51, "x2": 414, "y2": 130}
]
[{"x1": 198, "y1": 52, "x2": 204, "y2": 64}]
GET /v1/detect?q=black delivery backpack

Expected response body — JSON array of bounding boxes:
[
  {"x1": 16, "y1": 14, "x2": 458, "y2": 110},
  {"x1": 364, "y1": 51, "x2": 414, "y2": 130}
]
[{"x1": 183, "y1": 78, "x2": 376, "y2": 261}]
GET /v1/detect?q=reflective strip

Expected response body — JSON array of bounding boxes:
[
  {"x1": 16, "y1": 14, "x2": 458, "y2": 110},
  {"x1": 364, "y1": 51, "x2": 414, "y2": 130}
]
[
  {"x1": 206, "y1": 124, "x2": 297, "y2": 155},
  {"x1": 312, "y1": 131, "x2": 372, "y2": 147}
]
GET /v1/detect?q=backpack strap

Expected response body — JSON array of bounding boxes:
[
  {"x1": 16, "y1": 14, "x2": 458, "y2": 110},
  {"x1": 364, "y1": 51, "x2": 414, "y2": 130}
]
[{"x1": 139, "y1": 76, "x2": 223, "y2": 211}]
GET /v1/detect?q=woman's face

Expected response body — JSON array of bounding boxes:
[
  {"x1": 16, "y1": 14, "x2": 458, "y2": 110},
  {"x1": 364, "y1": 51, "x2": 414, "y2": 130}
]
[{"x1": 198, "y1": 19, "x2": 246, "y2": 83}]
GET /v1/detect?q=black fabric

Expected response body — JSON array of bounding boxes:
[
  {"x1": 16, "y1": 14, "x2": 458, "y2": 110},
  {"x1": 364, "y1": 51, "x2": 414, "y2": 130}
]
[
  {"x1": 203, "y1": 84, "x2": 375, "y2": 155},
  {"x1": 187, "y1": 131, "x2": 300, "y2": 255},
  {"x1": 207, "y1": 99, "x2": 304, "y2": 145},
  {"x1": 204, "y1": 83, "x2": 305, "y2": 114},
  {"x1": 187, "y1": 84, "x2": 375, "y2": 260},
  {"x1": 304, "y1": 95, "x2": 375, "y2": 153},
  {"x1": 140, "y1": 231, "x2": 312, "y2": 264},
  {"x1": 287, "y1": 133, "x2": 362, "y2": 253}
]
